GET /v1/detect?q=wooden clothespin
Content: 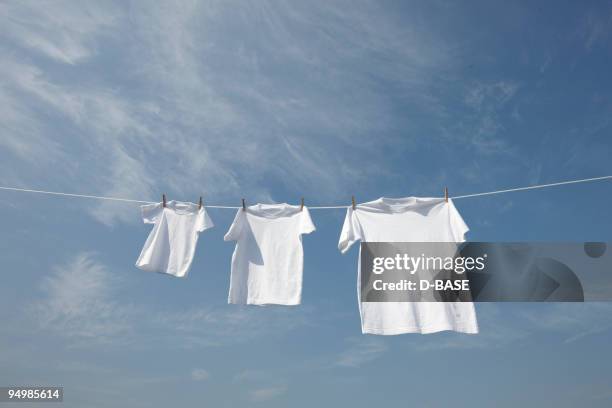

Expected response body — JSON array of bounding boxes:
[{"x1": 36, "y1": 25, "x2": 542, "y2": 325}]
[
  {"x1": 242, "y1": 198, "x2": 246, "y2": 211},
  {"x1": 300, "y1": 197, "x2": 304, "y2": 211},
  {"x1": 351, "y1": 195, "x2": 356, "y2": 210},
  {"x1": 162, "y1": 194, "x2": 167, "y2": 208},
  {"x1": 198, "y1": 196, "x2": 203, "y2": 210},
  {"x1": 444, "y1": 187, "x2": 449, "y2": 203}
]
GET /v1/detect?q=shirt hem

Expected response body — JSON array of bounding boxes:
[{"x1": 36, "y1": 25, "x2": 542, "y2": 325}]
[
  {"x1": 228, "y1": 298, "x2": 301, "y2": 306},
  {"x1": 361, "y1": 323, "x2": 479, "y2": 335},
  {"x1": 136, "y1": 264, "x2": 187, "y2": 278}
]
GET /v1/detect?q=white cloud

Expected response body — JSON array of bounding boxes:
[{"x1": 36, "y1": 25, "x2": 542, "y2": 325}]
[
  {"x1": 0, "y1": 86, "x2": 65, "y2": 178},
  {"x1": 461, "y1": 80, "x2": 521, "y2": 156},
  {"x1": 234, "y1": 369, "x2": 287, "y2": 402},
  {"x1": 33, "y1": 252, "x2": 133, "y2": 342},
  {"x1": 410, "y1": 304, "x2": 529, "y2": 351},
  {"x1": 0, "y1": 0, "x2": 470, "y2": 225},
  {"x1": 191, "y1": 368, "x2": 211, "y2": 381},
  {"x1": 0, "y1": 1, "x2": 119, "y2": 64},
  {"x1": 577, "y1": 7, "x2": 612, "y2": 52},
  {"x1": 520, "y1": 303, "x2": 612, "y2": 343},
  {"x1": 233, "y1": 369, "x2": 268, "y2": 383},
  {"x1": 29, "y1": 253, "x2": 315, "y2": 349},
  {"x1": 464, "y1": 81, "x2": 519, "y2": 111},
  {"x1": 335, "y1": 336, "x2": 388, "y2": 368},
  {"x1": 410, "y1": 303, "x2": 612, "y2": 351},
  {"x1": 249, "y1": 386, "x2": 287, "y2": 402}
]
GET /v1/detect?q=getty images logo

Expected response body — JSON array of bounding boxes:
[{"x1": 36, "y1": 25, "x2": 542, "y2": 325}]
[{"x1": 371, "y1": 253, "x2": 488, "y2": 275}]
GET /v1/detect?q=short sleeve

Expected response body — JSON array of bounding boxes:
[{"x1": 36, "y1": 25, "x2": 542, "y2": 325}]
[
  {"x1": 447, "y1": 199, "x2": 469, "y2": 242},
  {"x1": 338, "y1": 207, "x2": 363, "y2": 254},
  {"x1": 299, "y1": 207, "x2": 316, "y2": 235},
  {"x1": 141, "y1": 203, "x2": 163, "y2": 224},
  {"x1": 196, "y1": 208, "x2": 214, "y2": 232},
  {"x1": 223, "y1": 210, "x2": 245, "y2": 241}
]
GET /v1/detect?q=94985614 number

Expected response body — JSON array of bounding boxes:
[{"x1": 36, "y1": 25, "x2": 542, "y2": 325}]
[{"x1": 1, "y1": 387, "x2": 63, "y2": 402}]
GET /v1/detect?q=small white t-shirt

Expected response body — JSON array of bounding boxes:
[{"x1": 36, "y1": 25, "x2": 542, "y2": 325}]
[
  {"x1": 136, "y1": 200, "x2": 214, "y2": 277},
  {"x1": 224, "y1": 203, "x2": 316, "y2": 305},
  {"x1": 338, "y1": 197, "x2": 479, "y2": 335}
]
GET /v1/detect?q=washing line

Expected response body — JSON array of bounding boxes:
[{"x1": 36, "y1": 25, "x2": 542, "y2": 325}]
[{"x1": 0, "y1": 175, "x2": 611, "y2": 209}]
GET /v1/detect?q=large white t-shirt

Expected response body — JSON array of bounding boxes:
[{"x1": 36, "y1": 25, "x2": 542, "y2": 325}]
[
  {"x1": 338, "y1": 197, "x2": 479, "y2": 335},
  {"x1": 224, "y1": 203, "x2": 316, "y2": 305},
  {"x1": 136, "y1": 200, "x2": 214, "y2": 278}
]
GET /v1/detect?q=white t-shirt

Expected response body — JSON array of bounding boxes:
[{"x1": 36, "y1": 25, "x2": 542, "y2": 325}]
[
  {"x1": 338, "y1": 197, "x2": 479, "y2": 335},
  {"x1": 136, "y1": 200, "x2": 214, "y2": 278},
  {"x1": 224, "y1": 203, "x2": 316, "y2": 305}
]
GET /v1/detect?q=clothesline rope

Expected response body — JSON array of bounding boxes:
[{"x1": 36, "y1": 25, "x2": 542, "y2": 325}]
[
  {"x1": 0, "y1": 175, "x2": 611, "y2": 209},
  {"x1": 451, "y1": 175, "x2": 612, "y2": 199}
]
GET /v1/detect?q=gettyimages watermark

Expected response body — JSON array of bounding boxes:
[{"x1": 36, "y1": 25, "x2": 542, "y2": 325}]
[{"x1": 360, "y1": 242, "x2": 611, "y2": 302}]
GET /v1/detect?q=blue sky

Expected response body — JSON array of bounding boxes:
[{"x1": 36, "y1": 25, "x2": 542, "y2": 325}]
[{"x1": 1, "y1": 0, "x2": 612, "y2": 406}]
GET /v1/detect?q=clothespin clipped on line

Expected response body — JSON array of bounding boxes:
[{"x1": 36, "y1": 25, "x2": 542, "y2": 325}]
[
  {"x1": 242, "y1": 198, "x2": 246, "y2": 211},
  {"x1": 162, "y1": 194, "x2": 167, "y2": 208},
  {"x1": 198, "y1": 196, "x2": 203, "y2": 210},
  {"x1": 351, "y1": 195, "x2": 356, "y2": 210},
  {"x1": 444, "y1": 187, "x2": 449, "y2": 203},
  {"x1": 300, "y1": 197, "x2": 304, "y2": 211}
]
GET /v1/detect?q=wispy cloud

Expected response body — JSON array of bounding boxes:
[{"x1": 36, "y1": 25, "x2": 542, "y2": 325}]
[
  {"x1": 577, "y1": 6, "x2": 612, "y2": 52},
  {"x1": 462, "y1": 80, "x2": 520, "y2": 156},
  {"x1": 410, "y1": 304, "x2": 529, "y2": 351},
  {"x1": 249, "y1": 386, "x2": 287, "y2": 402},
  {"x1": 232, "y1": 368, "x2": 287, "y2": 402},
  {"x1": 191, "y1": 368, "x2": 211, "y2": 381},
  {"x1": 29, "y1": 253, "x2": 316, "y2": 349},
  {"x1": 33, "y1": 252, "x2": 133, "y2": 342},
  {"x1": 0, "y1": 1, "x2": 119, "y2": 64},
  {"x1": 520, "y1": 303, "x2": 612, "y2": 343},
  {"x1": 233, "y1": 369, "x2": 269, "y2": 383},
  {"x1": 411, "y1": 303, "x2": 612, "y2": 351},
  {"x1": 335, "y1": 336, "x2": 388, "y2": 368},
  {"x1": 0, "y1": 0, "x2": 475, "y2": 224}
]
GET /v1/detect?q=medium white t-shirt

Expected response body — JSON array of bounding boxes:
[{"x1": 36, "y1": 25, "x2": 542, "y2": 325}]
[
  {"x1": 224, "y1": 203, "x2": 316, "y2": 305},
  {"x1": 136, "y1": 200, "x2": 214, "y2": 278},
  {"x1": 338, "y1": 197, "x2": 479, "y2": 335}
]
